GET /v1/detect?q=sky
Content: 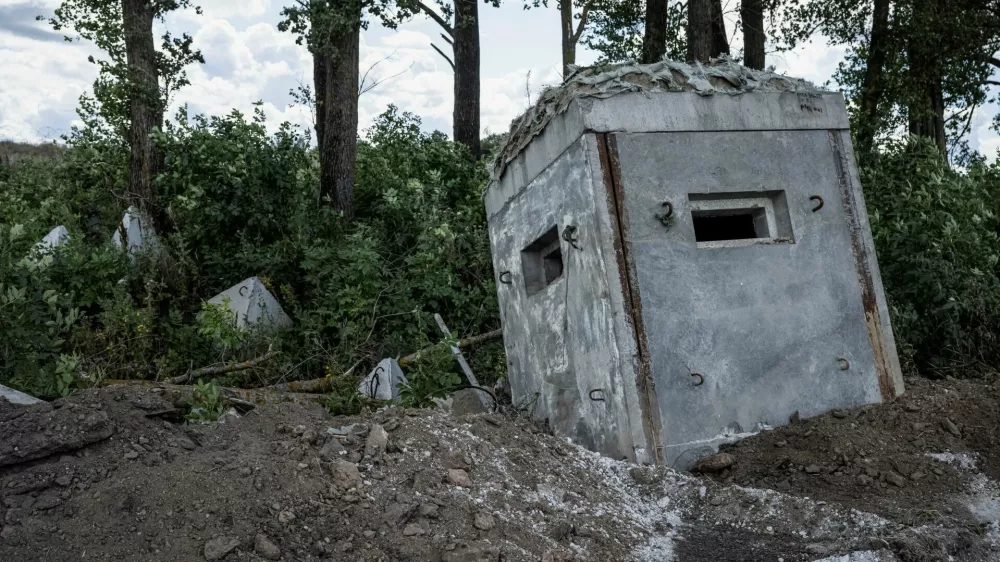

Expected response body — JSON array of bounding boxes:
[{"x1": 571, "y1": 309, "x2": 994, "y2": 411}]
[{"x1": 1, "y1": 0, "x2": 998, "y2": 156}]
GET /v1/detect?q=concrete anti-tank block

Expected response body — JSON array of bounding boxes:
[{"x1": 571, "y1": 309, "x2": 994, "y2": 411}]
[
  {"x1": 112, "y1": 206, "x2": 160, "y2": 257},
  {"x1": 207, "y1": 276, "x2": 292, "y2": 331},
  {"x1": 359, "y1": 358, "x2": 408, "y2": 400}
]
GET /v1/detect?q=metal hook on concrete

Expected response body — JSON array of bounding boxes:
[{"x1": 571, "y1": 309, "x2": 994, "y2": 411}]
[
  {"x1": 810, "y1": 195, "x2": 824, "y2": 212},
  {"x1": 654, "y1": 201, "x2": 674, "y2": 227},
  {"x1": 498, "y1": 271, "x2": 512, "y2": 285},
  {"x1": 837, "y1": 358, "x2": 850, "y2": 371},
  {"x1": 589, "y1": 389, "x2": 605, "y2": 401},
  {"x1": 562, "y1": 225, "x2": 582, "y2": 250},
  {"x1": 690, "y1": 372, "x2": 705, "y2": 386}
]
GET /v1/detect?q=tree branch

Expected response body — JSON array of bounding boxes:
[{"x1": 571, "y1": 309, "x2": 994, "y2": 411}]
[
  {"x1": 440, "y1": 32, "x2": 453, "y2": 46},
  {"x1": 164, "y1": 349, "x2": 280, "y2": 384},
  {"x1": 431, "y1": 43, "x2": 455, "y2": 69},
  {"x1": 571, "y1": 0, "x2": 594, "y2": 44},
  {"x1": 416, "y1": 0, "x2": 453, "y2": 36}
]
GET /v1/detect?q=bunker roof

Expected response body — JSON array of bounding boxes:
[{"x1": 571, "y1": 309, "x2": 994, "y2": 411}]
[{"x1": 490, "y1": 57, "x2": 828, "y2": 181}]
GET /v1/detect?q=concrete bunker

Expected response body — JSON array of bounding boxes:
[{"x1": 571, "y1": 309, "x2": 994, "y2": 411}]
[{"x1": 484, "y1": 59, "x2": 905, "y2": 469}]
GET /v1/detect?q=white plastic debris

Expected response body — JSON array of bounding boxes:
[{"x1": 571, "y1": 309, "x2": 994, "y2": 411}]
[
  {"x1": 358, "y1": 358, "x2": 408, "y2": 400},
  {"x1": 207, "y1": 276, "x2": 292, "y2": 331},
  {"x1": 0, "y1": 384, "x2": 43, "y2": 406},
  {"x1": 37, "y1": 225, "x2": 69, "y2": 252},
  {"x1": 112, "y1": 206, "x2": 160, "y2": 257}
]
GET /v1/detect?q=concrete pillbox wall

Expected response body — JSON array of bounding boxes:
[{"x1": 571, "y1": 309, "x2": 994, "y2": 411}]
[{"x1": 485, "y1": 89, "x2": 904, "y2": 469}]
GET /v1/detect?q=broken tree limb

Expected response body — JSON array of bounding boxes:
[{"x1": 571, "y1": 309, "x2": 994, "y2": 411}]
[
  {"x1": 433, "y1": 314, "x2": 492, "y2": 411},
  {"x1": 99, "y1": 379, "x2": 322, "y2": 406},
  {"x1": 163, "y1": 349, "x2": 280, "y2": 385},
  {"x1": 398, "y1": 328, "x2": 501, "y2": 367}
]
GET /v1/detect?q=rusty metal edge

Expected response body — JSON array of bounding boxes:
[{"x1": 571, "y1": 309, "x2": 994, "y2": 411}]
[
  {"x1": 595, "y1": 132, "x2": 665, "y2": 465},
  {"x1": 828, "y1": 130, "x2": 895, "y2": 401}
]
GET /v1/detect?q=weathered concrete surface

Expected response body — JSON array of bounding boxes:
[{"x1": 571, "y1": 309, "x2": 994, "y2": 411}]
[
  {"x1": 488, "y1": 136, "x2": 641, "y2": 462},
  {"x1": 112, "y1": 206, "x2": 160, "y2": 257},
  {"x1": 37, "y1": 225, "x2": 69, "y2": 252},
  {"x1": 485, "y1": 61, "x2": 903, "y2": 469},
  {"x1": 359, "y1": 358, "x2": 408, "y2": 400},
  {"x1": 0, "y1": 400, "x2": 113, "y2": 467},
  {"x1": 0, "y1": 384, "x2": 43, "y2": 406},
  {"x1": 613, "y1": 130, "x2": 887, "y2": 468},
  {"x1": 208, "y1": 276, "x2": 292, "y2": 331}
]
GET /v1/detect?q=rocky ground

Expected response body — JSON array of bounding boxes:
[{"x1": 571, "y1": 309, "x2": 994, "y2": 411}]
[{"x1": 0, "y1": 377, "x2": 997, "y2": 561}]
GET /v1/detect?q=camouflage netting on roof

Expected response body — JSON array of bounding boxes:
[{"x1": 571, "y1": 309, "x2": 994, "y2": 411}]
[{"x1": 490, "y1": 57, "x2": 828, "y2": 181}]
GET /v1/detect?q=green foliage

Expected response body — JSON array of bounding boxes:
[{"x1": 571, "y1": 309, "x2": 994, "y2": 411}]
[
  {"x1": 864, "y1": 139, "x2": 1000, "y2": 375},
  {"x1": 582, "y1": 0, "x2": 687, "y2": 64},
  {"x1": 398, "y1": 339, "x2": 463, "y2": 408},
  {"x1": 0, "y1": 105, "x2": 501, "y2": 398},
  {"x1": 185, "y1": 379, "x2": 225, "y2": 422}
]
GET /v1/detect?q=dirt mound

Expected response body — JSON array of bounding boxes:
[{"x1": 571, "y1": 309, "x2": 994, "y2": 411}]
[
  {"x1": 0, "y1": 379, "x2": 997, "y2": 561},
  {"x1": 702, "y1": 377, "x2": 1000, "y2": 559}
]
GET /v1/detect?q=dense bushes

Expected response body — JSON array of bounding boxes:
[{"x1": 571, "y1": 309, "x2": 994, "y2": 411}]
[
  {"x1": 864, "y1": 139, "x2": 1000, "y2": 375},
  {"x1": 0, "y1": 105, "x2": 501, "y2": 400},
  {"x1": 4, "y1": 114, "x2": 1000, "y2": 401}
]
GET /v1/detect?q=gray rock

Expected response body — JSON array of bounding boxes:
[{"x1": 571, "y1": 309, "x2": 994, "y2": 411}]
[
  {"x1": 364, "y1": 424, "x2": 388, "y2": 461},
  {"x1": 805, "y1": 464, "x2": 822, "y2": 474},
  {"x1": 330, "y1": 459, "x2": 361, "y2": 489},
  {"x1": 254, "y1": 534, "x2": 281, "y2": 560},
  {"x1": 447, "y1": 468, "x2": 473, "y2": 487},
  {"x1": 419, "y1": 503, "x2": 440, "y2": 519},
  {"x1": 319, "y1": 438, "x2": 345, "y2": 461},
  {"x1": 204, "y1": 536, "x2": 241, "y2": 561},
  {"x1": 473, "y1": 512, "x2": 495, "y2": 531},
  {"x1": 941, "y1": 418, "x2": 961, "y2": 438},
  {"x1": 885, "y1": 471, "x2": 907, "y2": 487},
  {"x1": 442, "y1": 543, "x2": 501, "y2": 562},
  {"x1": 402, "y1": 523, "x2": 425, "y2": 536}
]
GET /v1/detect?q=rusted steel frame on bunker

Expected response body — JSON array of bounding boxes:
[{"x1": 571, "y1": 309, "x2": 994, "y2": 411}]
[{"x1": 595, "y1": 132, "x2": 665, "y2": 465}]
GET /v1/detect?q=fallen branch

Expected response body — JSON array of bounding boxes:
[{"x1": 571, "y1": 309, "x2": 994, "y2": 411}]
[
  {"x1": 163, "y1": 349, "x2": 280, "y2": 385},
  {"x1": 399, "y1": 328, "x2": 502, "y2": 367},
  {"x1": 100, "y1": 379, "x2": 322, "y2": 406}
]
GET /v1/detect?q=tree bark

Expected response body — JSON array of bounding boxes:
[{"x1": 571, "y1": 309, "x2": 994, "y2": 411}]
[
  {"x1": 453, "y1": 0, "x2": 481, "y2": 157},
  {"x1": 313, "y1": 52, "x2": 327, "y2": 154},
  {"x1": 561, "y1": 0, "x2": 575, "y2": 77},
  {"x1": 687, "y1": 0, "x2": 712, "y2": 63},
  {"x1": 121, "y1": 0, "x2": 164, "y2": 228},
  {"x1": 321, "y1": 8, "x2": 361, "y2": 218},
  {"x1": 740, "y1": 0, "x2": 764, "y2": 70},
  {"x1": 710, "y1": 0, "x2": 729, "y2": 57},
  {"x1": 855, "y1": 0, "x2": 889, "y2": 162},
  {"x1": 906, "y1": 0, "x2": 946, "y2": 155},
  {"x1": 642, "y1": 0, "x2": 668, "y2": 63}
]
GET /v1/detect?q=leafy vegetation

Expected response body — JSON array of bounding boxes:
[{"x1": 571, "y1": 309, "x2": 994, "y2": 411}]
[{"x1": 0, "y1": 105, "x2": 502, "y2": 403}]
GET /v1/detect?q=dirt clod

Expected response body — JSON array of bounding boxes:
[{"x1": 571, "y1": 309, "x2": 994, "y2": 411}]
[{"x1": 203, "y1": 536, "x2": 240, "y2": 561}]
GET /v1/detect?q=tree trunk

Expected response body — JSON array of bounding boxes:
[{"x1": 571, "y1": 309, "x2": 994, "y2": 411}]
[
  {"x1": 121, "y1": 0, "x2": 164, "y2": 228},
  {"x1": 321, "y1": 10, "x2": 361, "y2": 218},
  {"x1": 561, "y1": 0, "x2": 575, "y2": 78},
  {"x1": 740, "y1": 0, "x2": 764, "y2": 70},
  {"x1": 906, "y1": 0, "x2": 946, "y2": 155},
  {"x1": 642, "y1": 0, "x2": 668, "y2": 63},
  {"x1": 855, "y1": 0, "x2": 889, "y2": 162},
  {"x1": 453, "y1": 0, "x2": 481, "y2": 157},
  {"x1": 688, "y1": 0, "x2": 712, "y2": 63},
  {"x1": 314, "y1": 52, "x2": 327, "y2": 154},
  {"x1": 710, "y1": 0, "x2": 729, "y2": 57}
]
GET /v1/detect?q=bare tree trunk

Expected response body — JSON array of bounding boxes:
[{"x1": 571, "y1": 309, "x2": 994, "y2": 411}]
[
  {"x1": 741, "y1": 0, "x2": 764, "y2": 70},
  {"x1": 906, "y1": 0, "x2": 946, "y2": 155},
  {"x1": 314, "y1": 53, "x2": 327, "y2": 154},
  {"x1": 122, "y1": 0, "x2": 164, "y2": 228},
  {"x1": 855, "y1": 0, "x2": 889, "y2": 162},
  {"x1": 687, "y1": 0, "x2": 712, "y2": 63},
  {"x1": 453, "y1": 0, "x2": 481, "y2": 157},
  {"x1": 710, "y1": 0, "x2": 729, "y2": 57},
  {"x1": 642, "y1": 0, "x2": 668, "y2": 63},
  {"x1": 321, "y1": 10, "x2": 360, "y2": 218},
  {"x1": 561, "y1": 0, "x2": 575, "y2": 77}
]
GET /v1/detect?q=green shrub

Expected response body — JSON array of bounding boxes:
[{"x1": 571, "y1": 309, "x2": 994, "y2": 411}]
[
  {"x1": 864, "y1": 138, "x2": 1000, "y2": 375},
  {"x1": 0, "y1": 104, "x2": 501, "y2": 401}
]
